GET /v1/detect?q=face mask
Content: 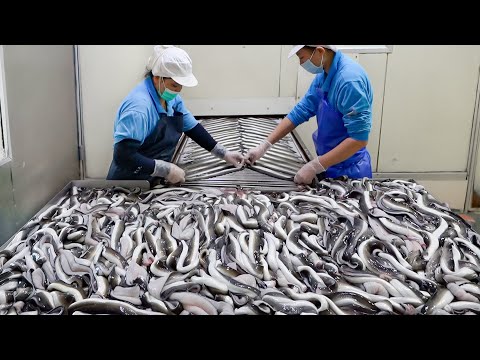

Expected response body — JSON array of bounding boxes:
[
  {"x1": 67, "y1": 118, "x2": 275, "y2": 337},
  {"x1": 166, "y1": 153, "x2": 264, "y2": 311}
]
[
  {"x1": 301, "y1": 49, "x2": 324, "y2": 74},
  {"x1": 158, "y1": 78, "x2": 179, "y2": 101}
]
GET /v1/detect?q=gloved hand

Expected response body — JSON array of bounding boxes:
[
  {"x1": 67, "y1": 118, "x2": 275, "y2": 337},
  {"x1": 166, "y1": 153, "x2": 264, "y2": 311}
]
[
  {"x1": 224, "y1": 151, "x2": 245, "y2": 168},
  {"x1": 211, "y1": 143, "x2": 245, "y2": 168},
  {"x1": 244, "y1": 139, "x2": 272, "y2": 165},
  {"x1": 294, "y1": 158, "x2": 326, "y2": 185},
  {"x1": 151, "y1": 159, "x2": 185, "y2": 184}
]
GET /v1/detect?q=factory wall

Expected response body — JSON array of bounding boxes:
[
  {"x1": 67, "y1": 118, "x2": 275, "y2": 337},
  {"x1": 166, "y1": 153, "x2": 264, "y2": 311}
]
[{"x1": 0, "y1": 45, "x2": 79, "y2": 245}]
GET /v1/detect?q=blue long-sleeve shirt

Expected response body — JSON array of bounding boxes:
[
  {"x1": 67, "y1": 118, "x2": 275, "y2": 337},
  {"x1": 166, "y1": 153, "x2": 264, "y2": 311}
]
[
  {"x1": 113, "y1": 77, "x2": 198, "y2": 145},
  {"x1": 287, "y1": 51, "x2": 373, "y2": 142}
]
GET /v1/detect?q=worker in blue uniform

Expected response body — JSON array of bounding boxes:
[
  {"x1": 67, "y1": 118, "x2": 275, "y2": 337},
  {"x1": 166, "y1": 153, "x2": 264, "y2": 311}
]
[
  {"x1": 245, "y1": 45, "x2": 373, "y2": 184},
  {"x1": 107, "y1": 45, "x2": 244, "y2": 184}
]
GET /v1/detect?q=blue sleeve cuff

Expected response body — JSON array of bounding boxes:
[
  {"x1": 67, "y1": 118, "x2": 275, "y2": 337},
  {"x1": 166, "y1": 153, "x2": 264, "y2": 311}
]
[
  {"x1": 286, "y1": 109, "x2": 305, "y2": 127},
  {"x1": 113, "y1": 111, "x2": 147, "y2": 145},
  {"x1": 348, "y1": 130, "x2": 369, "y2": 142},
  {"x1": 113, "y1": 139, "x2": 155, "y2": 175},
  {"x1": 185, "y1": 123, "x2": 217, "y2": 151},
  {"x1": 182, "y1": 113, "x2": 198, "y2": 132}
]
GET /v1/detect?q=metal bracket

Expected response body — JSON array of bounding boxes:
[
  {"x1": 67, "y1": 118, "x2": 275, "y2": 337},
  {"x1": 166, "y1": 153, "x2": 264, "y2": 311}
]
[{"x1": 78, "y1": 145, "x2": 86, "y2": 161}]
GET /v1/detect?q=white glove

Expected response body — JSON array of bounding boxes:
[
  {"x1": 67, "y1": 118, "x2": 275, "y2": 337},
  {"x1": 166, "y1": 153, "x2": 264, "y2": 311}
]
[
  {"x1": 211, "y1": 143, "x2": 245, "y2": 168},
  {"x1": 244, "y1": 140, "x2": 272, "y2": 165},
  {"x1": 151, "y1": 160, "x2": 185, "y2": 184},
  {"x1": 294, "y1": 158, "x2": 326, "y2": 185}
]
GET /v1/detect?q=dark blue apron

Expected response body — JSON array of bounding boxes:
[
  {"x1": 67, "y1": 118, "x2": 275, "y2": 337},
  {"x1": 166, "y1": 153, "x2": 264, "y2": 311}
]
[
  {"x1": 107, "y1": 110, "x2": 184, "y2": 182},
  {"x1": 312, "y1": 88, "x2": 372, "y2": 179}
]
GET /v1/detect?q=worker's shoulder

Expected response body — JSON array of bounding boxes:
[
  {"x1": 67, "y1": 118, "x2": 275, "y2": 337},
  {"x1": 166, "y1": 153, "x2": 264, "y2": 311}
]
[
  {"x1": 120, "y1": 83, "x2": 155, "y2": 114},
  {"x1": 171, "y1": 94, "x2": 186, "y2": 107},
  {"x1": 336, "y1": 53, "x2": 369, "y2": 85}
]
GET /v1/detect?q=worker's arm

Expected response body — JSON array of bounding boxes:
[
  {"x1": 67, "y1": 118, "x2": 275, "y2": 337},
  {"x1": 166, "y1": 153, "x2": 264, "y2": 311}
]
[
  {"x1": 285, "y1": 75, "x2": 322, "y2": 130},
  {"x1": 113, "y1": 140, "x2": 184, "y2": 183},
  {"x1": 176, "y1": 96, "x2": 217, "y2": 150},
  {"x1": 178, "y1": 98, "x2": 244, "y2": 168},
  {"x1": 266, "y1": 73, "x2": 323, "y2": 144},
  {"x1": 113, "y1": 139, "x2": 155, "y2": 175},
  {"x1": 294, "y1": 138, "x2": 368, "y2": 184},
  {"x1": 319, "y1": 138, "x2": 368, "y2": 168},
  {"x1": 185, "y1": 123, "x2": 245, "y2": 168},
  {"x1": 184, "y1": 123, "x2": 217, "y2": 152},
  {"x1": 266, "y1": 117, "x2": 296, "y2": 145},
  {"x1": 243, "y1": 118, "x2": 295, "y2": 165},
  {"x1": 113, "y1": 111, "x2": 184, "y2": 183},
  {"x1": 245, "y1": 75, "x2": 322, "y2": 165}
]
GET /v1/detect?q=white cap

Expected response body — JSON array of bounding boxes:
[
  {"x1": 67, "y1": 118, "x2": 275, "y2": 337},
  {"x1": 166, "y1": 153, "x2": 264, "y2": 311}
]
[
  {"x1": 146, "y1": 45, "x2": 198, "y2": 87},
  {"x1": 288, "y1": 45, "x2": 338, "y2": 59}
]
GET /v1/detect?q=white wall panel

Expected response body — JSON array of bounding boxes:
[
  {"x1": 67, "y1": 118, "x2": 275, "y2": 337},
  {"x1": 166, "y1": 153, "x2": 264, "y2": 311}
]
[
  {"x1": 360, "y1": 54, "x2": 387, "y2": 171},
  {"x1": 417, "y1": 180, "x2": 468, "y2": 210},
  {"x1": 378, "y1": 45, "x2": 480, "y2": 172},
  {"x1": 279, "y1": 45, "x2": 299, "y2": 98},
  {"x1": 179, "y1": 46, "x2": 282, "y2": 99}
]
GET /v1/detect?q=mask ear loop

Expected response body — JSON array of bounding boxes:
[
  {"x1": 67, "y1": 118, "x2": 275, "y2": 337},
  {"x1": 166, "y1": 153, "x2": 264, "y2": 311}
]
[
  {"x1": 158, "y1": 77, "x2": 167, "y2": 98},
  {"x1": 161, "y1": 77, "x2": 166, "y2": 96},
  {"x1": 312, "y1": 48, "x2": 324, "y2": 68}
]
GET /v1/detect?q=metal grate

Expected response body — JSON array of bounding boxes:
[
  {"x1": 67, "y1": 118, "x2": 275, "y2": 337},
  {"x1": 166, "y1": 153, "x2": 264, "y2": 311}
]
[{"x1": 172, "y1": 117, "x2": 312, "y2": 190}]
